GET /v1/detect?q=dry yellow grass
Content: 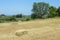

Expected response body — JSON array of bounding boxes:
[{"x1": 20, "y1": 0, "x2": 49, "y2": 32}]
[{"x1": 0, "y1": 17, "x2": 60, "y2": 40}]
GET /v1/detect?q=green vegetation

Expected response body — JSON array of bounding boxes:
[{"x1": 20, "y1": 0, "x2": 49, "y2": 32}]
[
  {"x1": 31, "y1": 2, "x2": 49, "y2": 19},
  {"x1": 0, "y1": 2, "x2": 60, "y2": 23},
  {"x1": 31, "y1": 2, "x2": 60, "y2": 19},
  {"x1": 56, "y1": 7, "x2": 60, "y2": 16}
]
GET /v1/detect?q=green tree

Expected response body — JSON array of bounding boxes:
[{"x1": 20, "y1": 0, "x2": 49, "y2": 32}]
[
  {"x1": 48, "y1": 6, "x2": 57, "y2": 18},
  {"x1": 56, "y1": 7, "x2": 60, "y2": 16},
  {"x1": 16, "y1": 14, "x2": 23, "y2": 18},
  {"x1": 31, "y1": 2, "x2": 49, "y2": 19},
  {"x1": 31, "y1": 13, "x2": 37, "y2": 19},
  {"x1": 9, "y1": 17, "x2": 15, "y2": 21}
]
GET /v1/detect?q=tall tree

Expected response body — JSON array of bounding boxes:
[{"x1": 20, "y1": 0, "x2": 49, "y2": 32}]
[
  {"x1": 56, "y1": 7, "x2": 60, "y2": 16},
  {"x1": 48, "y1": 6, "x2": 57, "y2": 17},
  {"x1": 15, "y1": 14, "x2": 23, "y2": 18},
  {"x1": 31, "y1": 2, "x2": 49, "y2": 19}
]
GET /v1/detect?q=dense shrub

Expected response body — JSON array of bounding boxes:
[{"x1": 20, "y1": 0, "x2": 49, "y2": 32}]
[
  {"x1": 0, "y1": 16, "x2": 18, "y2": 23},
  {"x1": 25, "y1": 18, "x2": 31, "y2": 21},
  {"x1": 21, "y1": 17, "x2": 31, "y2": 21}
]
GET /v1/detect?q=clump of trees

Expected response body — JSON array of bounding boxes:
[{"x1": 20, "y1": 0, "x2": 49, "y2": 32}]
[
  {"x1": 31, "y1": 2, "x2": 49, "y2": 19},
  {"x1": 13, "y1": 14, "x2": 23, "y2": 18},
  {"x1": 0, "y1": 14, "x2": 23, "y2": 23},
  {"x1": 56, "y1": 7, "x2": 60, "y2": 16},
  {"x1": 0, "y1": 13, "x2": 31, "y2": 23},
  {"x1": 31, "y1": 2, "x2": 60, "y2": 19},
  {"x1": 48, "y1": 6, "x2": 57, "y2": 18}
]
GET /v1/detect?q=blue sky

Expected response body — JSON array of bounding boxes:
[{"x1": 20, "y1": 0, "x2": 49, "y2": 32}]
[{"x1": 0, "y1": 0, "x2": 60, "y2": 15}]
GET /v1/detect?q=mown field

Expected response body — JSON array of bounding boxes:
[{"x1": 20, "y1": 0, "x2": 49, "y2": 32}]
[{"x1": 0, "y1": 17, "x2": 60, "y2": 40}]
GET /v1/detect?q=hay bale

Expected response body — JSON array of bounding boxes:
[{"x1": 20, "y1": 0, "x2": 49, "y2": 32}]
[{"x1": 15, "y1": 29, "x2": 28, "y2": 36}]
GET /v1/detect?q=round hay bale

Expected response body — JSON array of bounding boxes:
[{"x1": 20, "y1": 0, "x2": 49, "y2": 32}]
[{"x1": 15, "y1": 29, "x2": 28, "y2": 36}]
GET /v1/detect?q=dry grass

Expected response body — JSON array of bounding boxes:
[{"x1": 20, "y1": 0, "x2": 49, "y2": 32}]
[
  {"x1": 0, "y1": 17, "x2": 60, "y2": 40},
  {"x1": 15, "y1": 29, "x2": 28, "y2": 36}
]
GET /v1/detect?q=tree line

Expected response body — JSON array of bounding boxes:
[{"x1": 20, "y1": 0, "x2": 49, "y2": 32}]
[
  {"x1": 31, "y1": 2, "x2": 60, "y2": 19},
  {"x1": 0, "y1": 2, "x2": 60, "y2": 23}
]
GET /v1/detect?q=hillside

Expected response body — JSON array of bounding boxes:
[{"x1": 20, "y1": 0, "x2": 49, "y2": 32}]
[{"x1": 0, "y1": 17, "x2": 60, "y2": 40}]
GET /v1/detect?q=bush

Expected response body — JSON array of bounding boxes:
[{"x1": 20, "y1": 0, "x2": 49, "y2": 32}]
[
  {"x1": 21, "y1": 18, "x2": 31, "y2": 21},
  {"x1": 0, "y1": 16, "x2": 18, "y2": 23},
  {"x1": 31, "y1": 13, "x2": 37, "y2": 19},
  {"x1": 0, "y1": 20, "x2": 3, "y2": 23},
  {"x1": 0, "y1": 18, "x2": 5, "y2": 23},
  {"x1": 25, "y1": 18, "x2": 31, "y2": 21},
  {"x1": 9, "y1": 17, "x2": 17, "y2": 21}
]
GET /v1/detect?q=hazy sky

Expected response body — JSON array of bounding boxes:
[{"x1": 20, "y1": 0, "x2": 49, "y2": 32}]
[{"x1": 0, "y1": 0, "x2": 60, "y2": 15}]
